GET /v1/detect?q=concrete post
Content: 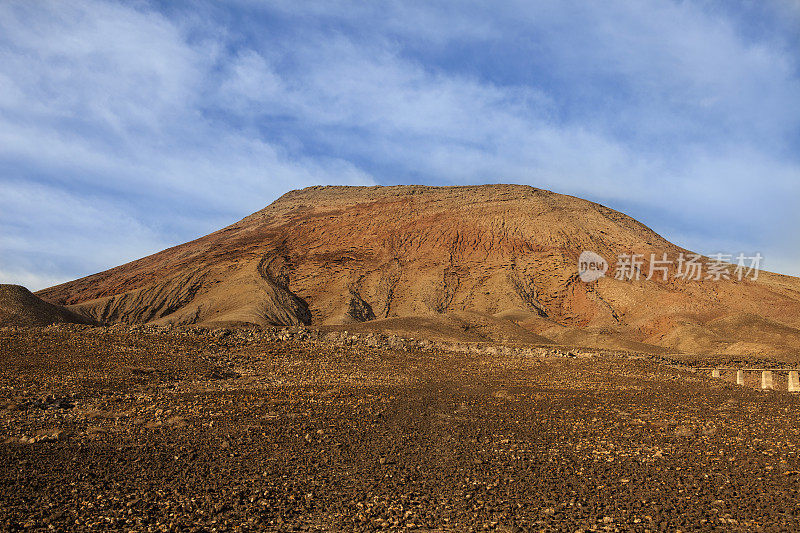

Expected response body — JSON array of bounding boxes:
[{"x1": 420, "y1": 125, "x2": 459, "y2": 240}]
[
  {"x1": 789, "y1": 371, "x2": 800, "y2": 392},
  {"x1": 736, "y1": 370, "x2": 744, "y2": 386},
  {"x1": 762, "y1": 370, "x2": 774, "y2": 390},
  {"x1": 712, "y1": 368, "x2": 721, "y2": 378}
]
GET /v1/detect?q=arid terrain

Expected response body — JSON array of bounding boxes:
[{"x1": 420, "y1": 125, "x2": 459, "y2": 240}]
[
  {"x1": 3, "y1": 324, "x2": 800, "y2": 532},
  {"x1": 2, "y1": 185, "x2": 800, "y2": 531}
]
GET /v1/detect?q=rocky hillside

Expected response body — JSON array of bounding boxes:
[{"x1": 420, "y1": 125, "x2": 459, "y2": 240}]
[{"x1": 35, "y1": 185, "x2": 800, "y2": 357}]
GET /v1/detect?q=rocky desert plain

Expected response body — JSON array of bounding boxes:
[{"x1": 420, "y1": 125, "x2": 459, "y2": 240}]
[{"x1": 3, "y1": 184, "x2": 800, "y2": 532}]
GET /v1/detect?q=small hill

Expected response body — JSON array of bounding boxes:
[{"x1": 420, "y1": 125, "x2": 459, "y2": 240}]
[{"x1": 0, "y1": 284, "x2": 97, "y2": 327}]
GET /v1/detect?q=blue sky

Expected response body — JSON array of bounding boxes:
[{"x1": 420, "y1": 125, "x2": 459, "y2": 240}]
[{"x1": 1, "y1": 0, "x2": 799, "y2": 290}]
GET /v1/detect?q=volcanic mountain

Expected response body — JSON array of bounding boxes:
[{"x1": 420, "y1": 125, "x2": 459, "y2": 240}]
[{"x1": 34, "y1": 185, "x2": 800, "y2": 358}]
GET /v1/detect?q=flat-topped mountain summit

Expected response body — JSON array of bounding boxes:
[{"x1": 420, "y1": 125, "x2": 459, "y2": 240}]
[{"x1": 33, "y1": 185, "x2": 800, "y2": 357}]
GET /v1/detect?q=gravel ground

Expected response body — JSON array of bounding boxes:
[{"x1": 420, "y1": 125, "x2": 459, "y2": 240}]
[{"x1": 2, "y1": 326, "x2": 800, "y2": 532}]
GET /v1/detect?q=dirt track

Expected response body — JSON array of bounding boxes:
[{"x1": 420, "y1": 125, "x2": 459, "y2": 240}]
[{"x1": 2, "y1": 326, "x2": 800, "y2": 531}]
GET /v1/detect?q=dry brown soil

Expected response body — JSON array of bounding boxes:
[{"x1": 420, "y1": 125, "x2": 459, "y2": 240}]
[{"x1": 2, "y1": 325, "x2": 800, "y2": 531}]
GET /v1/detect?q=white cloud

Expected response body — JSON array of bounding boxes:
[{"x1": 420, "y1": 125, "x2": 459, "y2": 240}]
[
  {"x1": 0, "y1": 181, "x2": 170, "y2": 286},
  {"x1": 1, "y1": 0, "x2": 799, "y2": 288},
  {"x1": 0, "y1": 1, "x2": 202, "y2": 133},
  {"x1": 0, "y1": 270, "x2": 73, "y2": 292},
  {"x1": 0, "y1": 0, "x2": 376, "y2": 286}
]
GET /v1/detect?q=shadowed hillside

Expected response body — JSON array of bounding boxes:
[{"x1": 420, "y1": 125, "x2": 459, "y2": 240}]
[{"x1": 0, "y1": 284, "x2": 96, "y2": 327}]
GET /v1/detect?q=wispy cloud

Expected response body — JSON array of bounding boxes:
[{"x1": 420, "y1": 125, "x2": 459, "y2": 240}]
[
  {"x1": 1, "y1": 0, "x2": 798, "y2": 290},
  {"x1": 0, "y1": 0, "x2": 375, "y2": 288}
]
